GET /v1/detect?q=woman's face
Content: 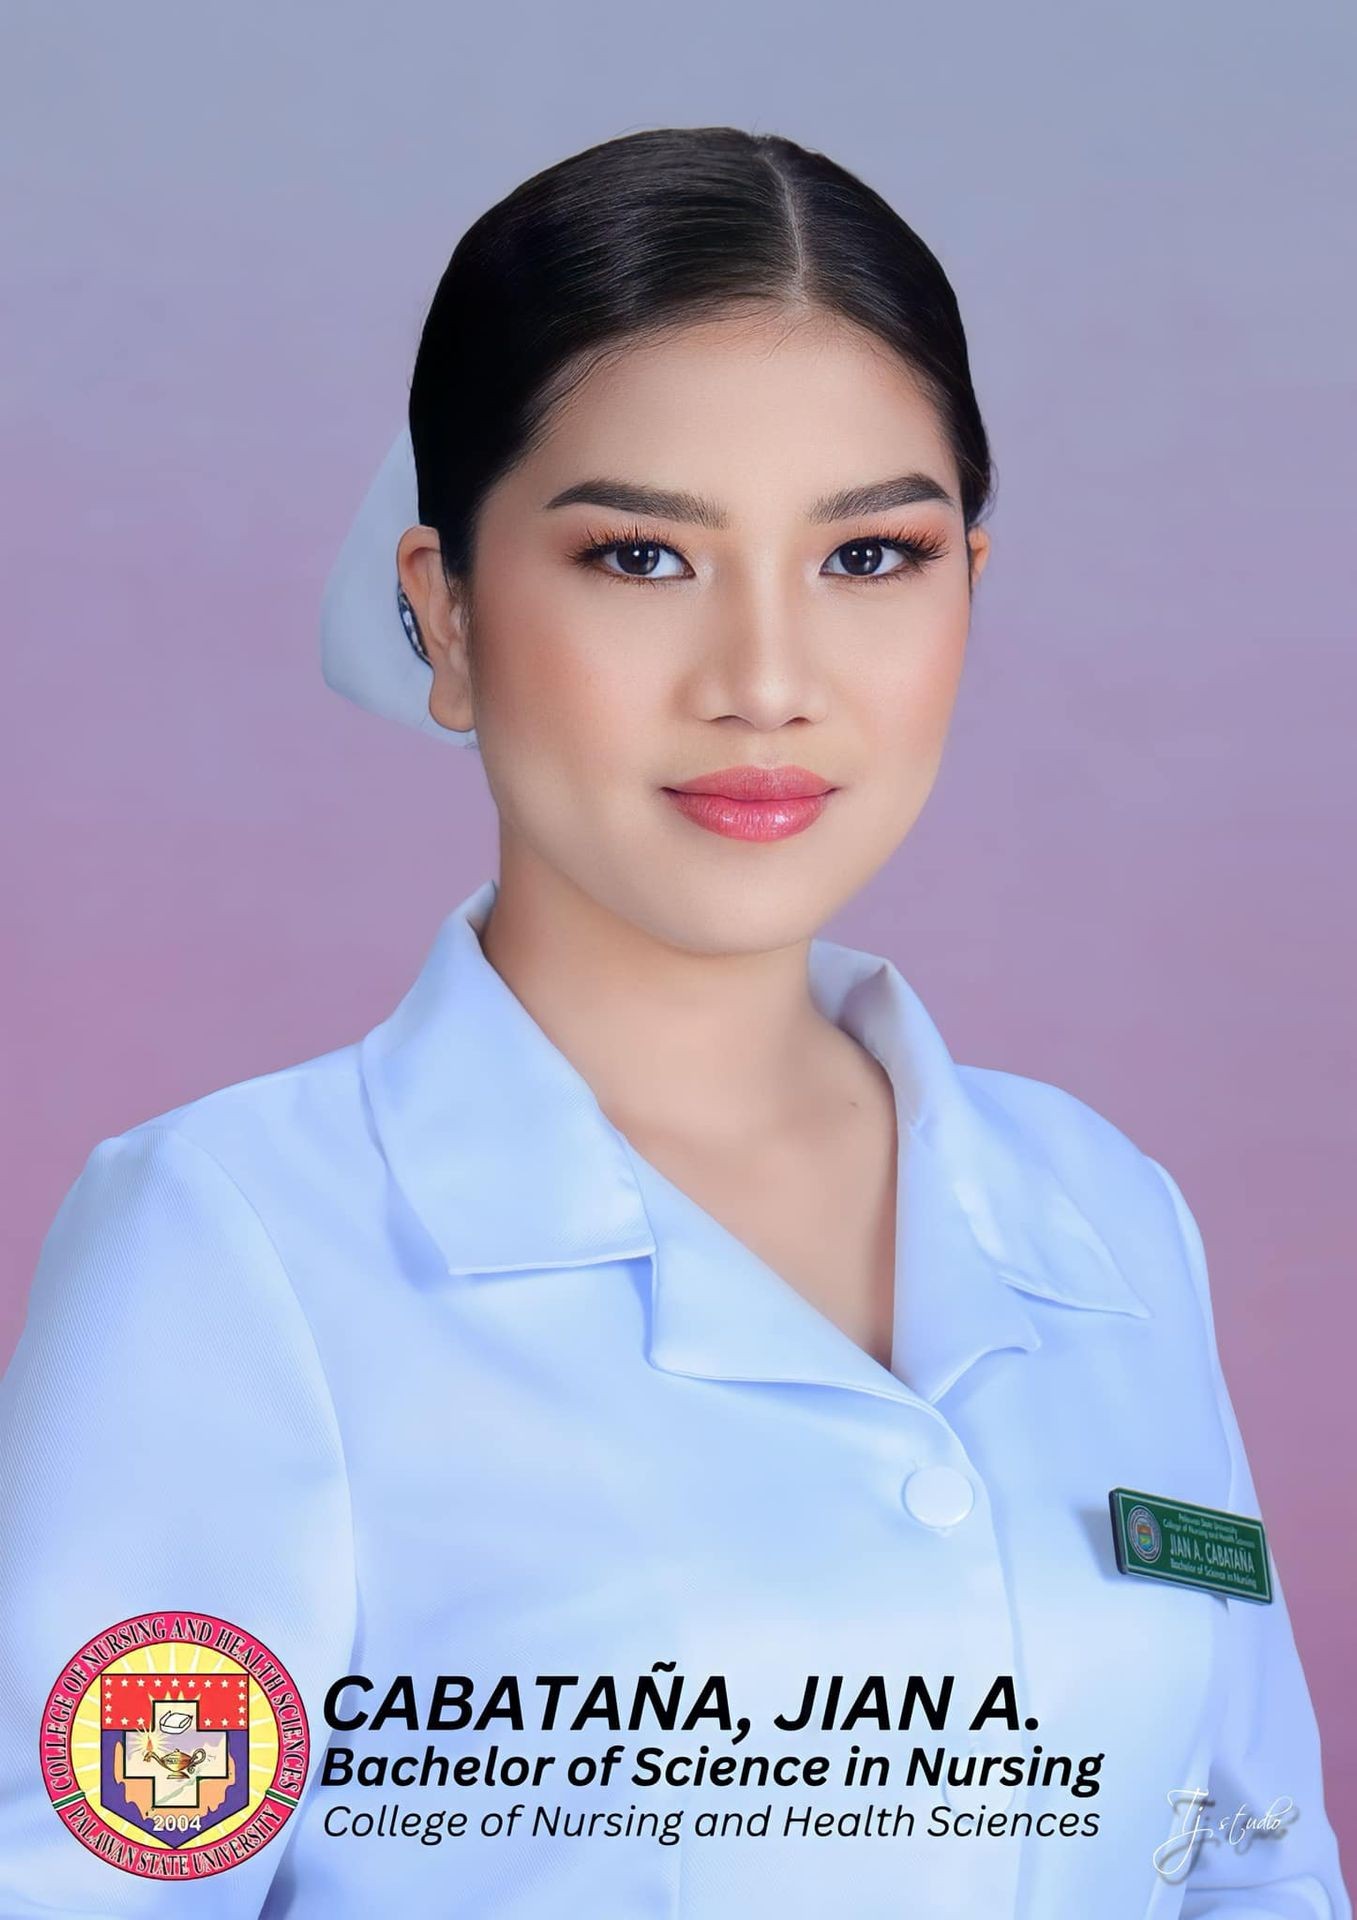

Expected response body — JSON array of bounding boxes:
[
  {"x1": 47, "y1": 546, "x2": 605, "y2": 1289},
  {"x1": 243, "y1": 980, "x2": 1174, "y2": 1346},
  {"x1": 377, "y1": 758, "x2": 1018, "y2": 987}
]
[{"x1": 403, "y1": 306, "x2": 989, "y2": 954}]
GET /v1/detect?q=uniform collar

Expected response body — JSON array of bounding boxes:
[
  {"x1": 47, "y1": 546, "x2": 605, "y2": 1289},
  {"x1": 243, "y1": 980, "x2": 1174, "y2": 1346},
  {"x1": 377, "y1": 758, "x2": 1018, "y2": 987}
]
[{"x1": 360, "y1": 879, "x2": 1150, "y2": 1407}]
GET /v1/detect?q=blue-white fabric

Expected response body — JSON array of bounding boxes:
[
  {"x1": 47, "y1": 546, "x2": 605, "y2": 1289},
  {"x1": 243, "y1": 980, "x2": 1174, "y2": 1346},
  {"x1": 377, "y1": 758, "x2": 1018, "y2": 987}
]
[
  {"x1": 0, "y1": 878, "x2": 1348, "y2": 1916},
  {"x1": 318, "y1": 424, "x2": 479, "y2": 750}
]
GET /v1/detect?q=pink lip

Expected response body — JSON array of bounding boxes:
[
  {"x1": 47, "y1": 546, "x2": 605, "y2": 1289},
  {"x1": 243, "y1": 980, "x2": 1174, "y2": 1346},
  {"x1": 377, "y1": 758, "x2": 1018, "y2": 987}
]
[
  {"x1": 661, "y1": 764, "x2": 838, "y2": 842},
  {"x1": 667, "y1": 764, "x2": 834, "y2": 800}
]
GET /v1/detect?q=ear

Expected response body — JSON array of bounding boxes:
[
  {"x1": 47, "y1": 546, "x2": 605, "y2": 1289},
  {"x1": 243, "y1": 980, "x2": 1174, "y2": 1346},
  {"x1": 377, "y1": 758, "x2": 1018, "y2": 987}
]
[
  {"x1": 396, "y1": 526, "x2": 476, "y2": 735},
  {"x1": 966, "y1": 526, "x2": 991, "y2": 590}
]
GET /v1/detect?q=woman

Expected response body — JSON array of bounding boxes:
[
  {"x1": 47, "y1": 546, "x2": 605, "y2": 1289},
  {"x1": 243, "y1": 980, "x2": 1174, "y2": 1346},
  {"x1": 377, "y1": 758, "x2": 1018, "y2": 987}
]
[{"x1": 0, "y1": 127, "x2": 1348, "y2": 1918}]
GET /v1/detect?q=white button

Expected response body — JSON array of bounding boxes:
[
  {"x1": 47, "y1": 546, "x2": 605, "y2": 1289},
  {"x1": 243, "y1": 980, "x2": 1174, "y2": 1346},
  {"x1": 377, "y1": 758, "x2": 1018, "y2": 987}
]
[
  {"x1": 942, "y1": 1731, "x2": 1015, "y2": 1813},
  {"x1": 942, "y1": 1764, "x2": 1014, "y2": 1814},
  {"x1": 902, "y1": 1465, "x2": 974, "y2": 1528}
]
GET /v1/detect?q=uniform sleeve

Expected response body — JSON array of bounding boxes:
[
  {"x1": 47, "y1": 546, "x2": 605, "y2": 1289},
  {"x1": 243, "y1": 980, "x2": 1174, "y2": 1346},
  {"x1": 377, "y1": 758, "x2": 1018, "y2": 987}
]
[
  {"x1": 0, "y1": 1125, "x2": 358, "y2": 1918},
  {"x1": 1149, "y1": 1159, "x2": 1352, "y2": 1920}
]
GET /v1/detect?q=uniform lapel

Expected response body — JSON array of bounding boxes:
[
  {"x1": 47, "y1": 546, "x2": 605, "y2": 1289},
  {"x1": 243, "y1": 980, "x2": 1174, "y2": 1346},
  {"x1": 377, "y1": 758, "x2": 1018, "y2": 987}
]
[
  {"x1": 633, "y1": 938, "x2": 1151, "y2": 1410},
  {"x1": 358, "y1": 878, "x2": 655, "y2": 1276},
  {"x1": 621, "y1": 1136, "x2": 926, "y2": 1409},
  {"x1": 359, "y1": 884, "x2": 1151, "y2": 1412}
]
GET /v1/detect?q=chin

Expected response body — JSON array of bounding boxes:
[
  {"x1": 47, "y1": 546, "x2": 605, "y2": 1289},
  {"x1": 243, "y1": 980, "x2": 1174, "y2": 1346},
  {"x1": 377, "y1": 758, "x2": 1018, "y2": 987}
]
[{"x1": 622, "y1": 867, "x2": 851, "y2": 960}]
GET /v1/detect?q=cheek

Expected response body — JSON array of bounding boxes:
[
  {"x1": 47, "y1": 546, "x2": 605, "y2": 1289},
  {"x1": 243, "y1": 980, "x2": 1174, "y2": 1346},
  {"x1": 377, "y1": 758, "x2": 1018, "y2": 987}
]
[
  {"x1": 473, "y1": 578, "x2": 642, "y2": 782},
  {"x1": 471, "y1": 576, "x2": 569, "y2": 735},
  {"x1": 851, "y1": 604, "x2": 969, "y2": 768}
]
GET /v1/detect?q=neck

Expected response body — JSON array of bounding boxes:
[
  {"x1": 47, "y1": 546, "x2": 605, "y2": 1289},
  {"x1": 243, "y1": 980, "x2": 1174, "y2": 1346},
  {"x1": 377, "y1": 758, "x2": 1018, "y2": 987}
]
[{"x1": 475, "y1": 844, "x2": 850, "y2": 1146}]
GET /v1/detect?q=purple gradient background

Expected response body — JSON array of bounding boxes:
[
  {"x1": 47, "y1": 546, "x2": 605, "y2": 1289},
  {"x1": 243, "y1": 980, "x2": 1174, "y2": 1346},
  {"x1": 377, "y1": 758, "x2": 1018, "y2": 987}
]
[{"x1": 4, "y1": 2, "x2": 1354, "y2": 1874}]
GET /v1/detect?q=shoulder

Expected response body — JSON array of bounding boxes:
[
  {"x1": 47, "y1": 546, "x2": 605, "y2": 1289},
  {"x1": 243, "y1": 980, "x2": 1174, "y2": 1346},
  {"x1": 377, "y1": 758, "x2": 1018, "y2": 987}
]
[
  {"x1": 30, "y1": 1039, "x2": 374, "y2": 1335},
  {"x1": 958, "y1": 1058, "x2": 1159, "y2": 1194},
  {"x1": 11, "y1": 1060, "x2": 371, "y2": 1422},
  {"x1": 65, "y1": 1037, "x2": 371, "y2": 1233},
  {"x1": 126, "y1": 1037, "x2": 368, "y2": 1184},
  {"x1": 956, "y1": 1061, "x2": 1207, "y2": 1320}
]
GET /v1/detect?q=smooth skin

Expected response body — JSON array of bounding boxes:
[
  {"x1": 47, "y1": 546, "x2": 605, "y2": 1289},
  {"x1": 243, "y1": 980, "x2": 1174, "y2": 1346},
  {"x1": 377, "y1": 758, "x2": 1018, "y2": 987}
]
[{"x1": 397, "y1": 303, "x2": 990, "y2": 1375}]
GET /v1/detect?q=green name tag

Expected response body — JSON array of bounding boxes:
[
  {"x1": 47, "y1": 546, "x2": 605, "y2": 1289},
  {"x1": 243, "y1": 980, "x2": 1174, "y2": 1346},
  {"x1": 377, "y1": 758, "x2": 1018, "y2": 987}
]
[{"x1": 1108, "y1": 1487, "x2": 1273, "y2": 1604}]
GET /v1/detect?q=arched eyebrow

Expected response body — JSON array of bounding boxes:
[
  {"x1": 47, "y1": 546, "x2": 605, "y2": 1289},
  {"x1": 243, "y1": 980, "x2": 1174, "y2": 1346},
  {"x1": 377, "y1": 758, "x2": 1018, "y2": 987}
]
[{"x1": 542, "y1": 471, "x2": 956, "y2": 528}]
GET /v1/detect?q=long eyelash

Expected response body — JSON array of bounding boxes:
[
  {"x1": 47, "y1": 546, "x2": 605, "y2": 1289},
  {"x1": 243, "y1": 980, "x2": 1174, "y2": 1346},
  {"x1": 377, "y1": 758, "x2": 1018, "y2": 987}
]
[
  {"x1": 845, "y1": 525, "x2": 950, "y2": 580},
  {"x1": 566, "y1": 521, "x2": 951, "y2": 583},
  {"x1": 566, "y1": 522, "x2": 681, "y2": 579}
]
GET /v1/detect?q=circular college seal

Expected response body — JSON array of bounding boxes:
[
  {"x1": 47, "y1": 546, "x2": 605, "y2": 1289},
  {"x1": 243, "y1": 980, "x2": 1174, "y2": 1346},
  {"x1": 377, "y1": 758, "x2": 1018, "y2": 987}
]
[
  {"x1": 1127, "y1": 1504, "x2": 1163, "y2": 1564},
  {"x1": 40, "y1": 1610, "x2": 309, "y2": 1881}
]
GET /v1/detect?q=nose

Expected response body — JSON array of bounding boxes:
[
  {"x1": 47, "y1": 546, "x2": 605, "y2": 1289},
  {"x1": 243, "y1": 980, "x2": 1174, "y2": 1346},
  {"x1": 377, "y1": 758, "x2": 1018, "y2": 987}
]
[{"x1": 687, "y1": 566, "x2": 832, "y2": 733}]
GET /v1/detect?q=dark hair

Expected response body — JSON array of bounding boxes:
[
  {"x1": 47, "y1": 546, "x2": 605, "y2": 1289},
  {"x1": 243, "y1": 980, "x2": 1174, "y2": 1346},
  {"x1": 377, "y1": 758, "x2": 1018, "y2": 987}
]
[{"x1": 409, "y1": 126, "x2": 993, "y2": 584}]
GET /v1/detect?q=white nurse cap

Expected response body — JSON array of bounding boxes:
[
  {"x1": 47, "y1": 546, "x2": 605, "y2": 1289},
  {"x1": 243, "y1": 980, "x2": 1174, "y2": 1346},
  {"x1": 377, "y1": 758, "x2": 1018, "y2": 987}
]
[{"x1": 318, "y1": 423, "x2": 480, "y2": 751}]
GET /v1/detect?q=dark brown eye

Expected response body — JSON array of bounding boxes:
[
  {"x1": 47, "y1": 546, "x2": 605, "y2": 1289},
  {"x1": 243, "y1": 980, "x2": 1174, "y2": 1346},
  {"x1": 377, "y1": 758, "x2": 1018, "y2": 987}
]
[
  {"x1": 834, "y1": 539, "x2": 889, "y2": 577},
  {"x1": 611, "y1": 541, "x2": 665, "y2": 578},
  {"x1": 823, "y1": 530, "x2": 949, "y2": 581},
  {"x1": 570, "y1": 527, "x2": 689, "y2": 583}
]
